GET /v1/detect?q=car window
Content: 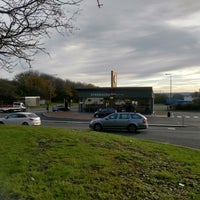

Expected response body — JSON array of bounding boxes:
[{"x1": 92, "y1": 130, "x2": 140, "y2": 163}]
[
  {"x1": 119, "y1": 114, "x2": 130, "y2": 119},
  {"x1": 7, "y1": 114, "x2": 18, "y2": 119},
  {"x1": 17, "y1": 114, "x2": 26, "y2": 118},
  {"x1": 108, "y1": 113, "x2": 118, "y2": 119},
  {"x1": 130, "y1": 114, "x2": 142, "y2": 119}
]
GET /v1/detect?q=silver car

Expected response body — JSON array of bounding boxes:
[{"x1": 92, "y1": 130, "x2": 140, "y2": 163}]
[
  {"x1": 89, "y1": 112, "x2": 148, "y2": 133},
  {"x1": 0, "y1": 112, "x2": 41, "y2": 126}
]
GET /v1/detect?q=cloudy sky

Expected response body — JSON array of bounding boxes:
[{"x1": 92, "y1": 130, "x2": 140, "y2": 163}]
[{"x1": 4, "y1": 0, "x2": 200, "y2": 93}]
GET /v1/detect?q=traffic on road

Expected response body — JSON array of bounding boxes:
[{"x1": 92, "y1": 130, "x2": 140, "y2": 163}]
[{"x1": 0, "y1": 110, "x2": 199, "y2": 149}]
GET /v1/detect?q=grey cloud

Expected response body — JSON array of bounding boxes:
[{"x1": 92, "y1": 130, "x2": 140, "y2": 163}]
[{"x1": 5, "y1": 0, "x2": 200, "y2": 92}]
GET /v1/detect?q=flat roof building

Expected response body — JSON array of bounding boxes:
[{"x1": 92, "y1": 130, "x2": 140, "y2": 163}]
[{"x1": 76, "y1": 87, "x2": 154, "y2": 114}]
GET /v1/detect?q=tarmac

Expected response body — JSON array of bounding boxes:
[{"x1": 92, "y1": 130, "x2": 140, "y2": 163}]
[{"x1": 44, "y1": 109, "x2": 93, "y2": 121}]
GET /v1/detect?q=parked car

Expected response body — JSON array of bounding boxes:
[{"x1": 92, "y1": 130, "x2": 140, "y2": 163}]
[
  {"x1": 89, "y1": 112, "x2": 148, "y2": 133},
  {"x1": 94, "y1": 107, "x2": 116, "y2": 118},
  {"x1": 52, "y1": 105, "x2": 68, "y2": 112},
  {"x1": 0, "y1": 112, "x2": 41, "y2": 126}
]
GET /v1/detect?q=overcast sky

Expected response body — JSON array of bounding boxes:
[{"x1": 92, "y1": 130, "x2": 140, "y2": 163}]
[{"x1": 3, "y1": 0, "x2": 200, "y2": 93}]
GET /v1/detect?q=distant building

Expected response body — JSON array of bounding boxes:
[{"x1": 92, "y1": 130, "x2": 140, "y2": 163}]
[
  {"x1": 164, "y1": 99, "x2": 192, "y2": 105},
  {"x1": 76, "y1": 87, "x2": 154, "y2": 114},
  {"x1": 25, "y1": 96, "x2": 40, "y2": 107},
  {"x1": 184, "y1": 96, "x2": 193, "y2": 102}
]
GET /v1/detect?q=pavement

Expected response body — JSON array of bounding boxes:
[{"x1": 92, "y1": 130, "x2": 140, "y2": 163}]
[{"x1": 44, "y1": 110, "x2": 93, "y2": 121}]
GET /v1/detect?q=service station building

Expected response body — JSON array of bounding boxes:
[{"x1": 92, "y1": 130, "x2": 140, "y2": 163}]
[{"x1": 76, "y1": 87, "x2": 154, "y2": 114}]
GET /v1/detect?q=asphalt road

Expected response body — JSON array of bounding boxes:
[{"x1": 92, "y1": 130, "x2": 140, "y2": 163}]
[
  {"x1": 1, "y1": 111, "x2": 199, "y2": 149},
  {"x1": 41, "y1": 113, "x2": 200, "y2": 150}
]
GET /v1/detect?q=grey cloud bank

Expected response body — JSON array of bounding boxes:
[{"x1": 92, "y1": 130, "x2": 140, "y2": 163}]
[{"x1": 4, "y1": 0, "x2": 200, "y2": 92}]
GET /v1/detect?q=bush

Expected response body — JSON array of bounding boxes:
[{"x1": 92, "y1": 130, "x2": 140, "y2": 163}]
[{"x1": 174, "y1": 102, "x2": 200, "y2": 111}]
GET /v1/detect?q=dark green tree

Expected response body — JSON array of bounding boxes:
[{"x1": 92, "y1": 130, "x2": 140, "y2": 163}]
[
  {"x1": 14, "y1": 71, "x2": 93, "y2": 102},
  {"x1": 154, "y1": 93, "x2": 168, "y2": 104},
  {"x1": 173, "y1": 93, "x2": 184, "y2": 100},
  {"x1": 0, "y1": 79, "x2": 19, "y2": 104},
  {"x1": 15, "y1": 71, "x2": 56, "y2": 100}
]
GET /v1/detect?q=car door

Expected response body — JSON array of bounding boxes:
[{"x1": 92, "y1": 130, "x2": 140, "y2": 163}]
[
  {"x1": 102, "y1": 113, "x2": 118, "y2": 129},
  {"x1": 5, "y1": 114, "x2": 19, "y2": 125},
  {"x1": 100, "y1": 108, "x2": 109, "y2": 117},
  {"x1": 16, "y1": 113, "x2": 28, "y2": 125},
  {"x1": 130, "y1": 113, "x2": 144, "y2": 128},
  {"x1": 117, "y1": 113, "x2": 131, "y2": 128}
]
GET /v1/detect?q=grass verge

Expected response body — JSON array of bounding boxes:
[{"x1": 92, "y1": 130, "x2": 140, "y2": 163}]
[{"x1": 0, "y1": 126, "x2": 199, "y2": 200}]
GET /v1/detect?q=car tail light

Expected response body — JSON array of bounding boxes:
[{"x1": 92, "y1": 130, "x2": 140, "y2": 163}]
[
  {"x1": 142, "y1": 118, "x2": 146, "y2": 124},
  {"x1": 29, "y1": 118, "x2": 34, "y2": 121}
]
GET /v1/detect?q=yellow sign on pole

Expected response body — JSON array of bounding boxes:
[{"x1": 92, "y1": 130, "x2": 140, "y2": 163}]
[{"x1": 111, "y1": 70, "x2": 117, "y2": 88}]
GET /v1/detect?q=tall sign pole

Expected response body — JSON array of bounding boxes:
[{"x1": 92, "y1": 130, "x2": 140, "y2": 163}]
[{"x1": 111, "y1": 70, "x2": 117, "y2": 88}]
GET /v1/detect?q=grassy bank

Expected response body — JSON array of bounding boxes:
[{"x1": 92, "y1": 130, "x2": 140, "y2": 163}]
[{"x1": 0, "y1": 126, "x2": 199, "y2": 200}]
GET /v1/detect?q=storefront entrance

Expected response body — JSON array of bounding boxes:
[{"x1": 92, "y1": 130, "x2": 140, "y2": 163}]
[{"x1": 76, "y1": 87, "x2": 154, "y2": 114}]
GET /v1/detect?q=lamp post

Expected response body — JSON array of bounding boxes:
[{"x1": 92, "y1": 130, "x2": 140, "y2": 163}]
[
  {"x1": 165, "y1": 73, "x2": 172, "y2": 100},
  {"x1": 165, "y1": 73, "x2": 172, "y2": 112}
]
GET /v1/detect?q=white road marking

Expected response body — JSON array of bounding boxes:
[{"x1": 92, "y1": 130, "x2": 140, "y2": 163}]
[
  {"x1": 185, "y1": 116, "x2": 190, "y2": 118},
  {"x1": 168, "y1": 128, "x2": 176, "y2": 130}
]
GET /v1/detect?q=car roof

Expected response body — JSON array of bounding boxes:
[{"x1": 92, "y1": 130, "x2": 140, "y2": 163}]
[
  {"x1": 110, "y1": 112, "x2": 145, "y2": 116},
  {"x1": 113, "y1": 112, "x2": 140, "y2": 114},
  {"x1": 13, "y1": 112, "x2": 35, "y2": 115}
]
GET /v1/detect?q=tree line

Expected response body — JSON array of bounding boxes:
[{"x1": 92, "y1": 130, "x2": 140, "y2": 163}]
[
  {"x1": 154, "y1": 93, "x2": 200, "y2": 111},
  {"x1": 0, "y1": 71, "x2": 95, "y2": 104}
]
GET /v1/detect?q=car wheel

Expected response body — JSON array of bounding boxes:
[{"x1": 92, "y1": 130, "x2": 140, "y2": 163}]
[
  {"x1": 93, "y1": 123, "x2": 102, "y2": 131},
  {"x1": 0, "y1": 121, "x2": 4, "y2": 124},
  {"x1": 22, "y1": 122, "x2": 29, "y2": 125},
  {"x1": 128, "y1": 124, "x2": 137, "y2": 133}
]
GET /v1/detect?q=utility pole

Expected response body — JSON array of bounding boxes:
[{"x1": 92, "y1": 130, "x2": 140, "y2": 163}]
[
  {"x1": 165, "y1": 73, "x2": 172, "y2": 116},
  {"x1": 165, "y1": 73, "x2": 172, "y2": 102}
]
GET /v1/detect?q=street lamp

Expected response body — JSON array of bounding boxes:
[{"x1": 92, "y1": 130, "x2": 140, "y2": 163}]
[{"x1": 165, "y1": 73, "x2": 172, "y2": 109}]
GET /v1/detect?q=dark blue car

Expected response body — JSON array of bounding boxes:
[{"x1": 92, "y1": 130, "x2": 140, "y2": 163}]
[
  {"x1": 94, "y1": 107, "x2": 116, "y2": 118},
  {"x1": 52, "y1": 105, "x2": 67, "y2": 112}
]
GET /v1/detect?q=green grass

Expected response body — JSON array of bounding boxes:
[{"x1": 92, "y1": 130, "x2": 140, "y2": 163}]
[{"x1": 0, "y1": 126, "x2": 199, "y2": 200}]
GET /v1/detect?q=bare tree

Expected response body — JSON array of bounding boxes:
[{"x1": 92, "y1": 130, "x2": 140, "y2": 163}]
[
  {"x1": 0, "y1": 0, "x2": 82, "y2": 72},
  {"x1": 97, "y1": 0, "x2": 103, "y2": 8}
]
